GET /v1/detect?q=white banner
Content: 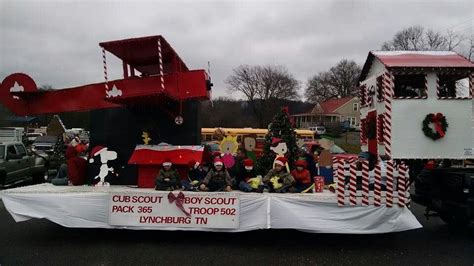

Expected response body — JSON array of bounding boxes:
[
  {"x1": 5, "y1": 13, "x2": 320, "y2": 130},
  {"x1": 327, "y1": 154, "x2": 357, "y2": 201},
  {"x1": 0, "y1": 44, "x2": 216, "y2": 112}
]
[{"x1": 108, "y1": 191, "x2": 240, "y2": 229}]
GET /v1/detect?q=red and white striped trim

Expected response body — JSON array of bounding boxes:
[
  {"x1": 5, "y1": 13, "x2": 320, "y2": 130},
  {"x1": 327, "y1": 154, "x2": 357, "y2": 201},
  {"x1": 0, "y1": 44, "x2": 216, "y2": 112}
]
[
  {"x1": 336, "y1": 160, "x2": 345, "y2": 207},
  {"x1": 102, "y1": 47, "x2": 109, "y2": 92},
  {"x1": 374, "y1": 162, "x2": 382, "y2": 206},
  {"x1": 382, "y1": 72, "x2": 393, "y2": 158},
  {"x1": 157, "y1": 38, "x2": 165, "y2": 91},
  {"x1": 397, "y1": 163, "x2": 407, "y2": 207},
  {"x1": 386, "y1": 161, "x2": 394, "y2": 207},
  {"x1": 361, "y1": 160, "x2": 370, "y2": 206},
  {"x1": 349, "y1": 163, "x2": 357, "y2": 206}
]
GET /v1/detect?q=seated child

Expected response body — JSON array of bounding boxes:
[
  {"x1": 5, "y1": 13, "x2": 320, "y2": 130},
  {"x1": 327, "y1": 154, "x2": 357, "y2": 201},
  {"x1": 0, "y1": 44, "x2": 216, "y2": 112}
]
[
  {"x1": 263, "y1": 157, "x2": 295, "y2": 193},
  {"x1": 182, "y1": 160, "x2": 207, "y2": 191},
  {"x1": 200, "y1": 158, "x2": 232, "y2": 192},
  {"x1": 238, "y1": 159, "x2": 263, "y2": 193},
  {"x1": 155, "y1": 159, "x2": 181, "y2": 191},
  {"x1": 291, "y1": 160, "x2": 313, "y2": 193}
]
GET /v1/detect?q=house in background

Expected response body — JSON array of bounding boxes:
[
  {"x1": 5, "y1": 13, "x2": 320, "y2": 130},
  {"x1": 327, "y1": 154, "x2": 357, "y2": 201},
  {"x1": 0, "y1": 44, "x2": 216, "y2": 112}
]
[{"x1": 292, "y1": 96, "x2": 360, "y2": 129}]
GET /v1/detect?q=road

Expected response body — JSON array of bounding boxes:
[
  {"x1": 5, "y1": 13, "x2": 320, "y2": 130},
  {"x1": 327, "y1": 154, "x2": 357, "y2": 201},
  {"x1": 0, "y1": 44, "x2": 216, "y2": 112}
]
[{"x1": 0, "y1": 198, "x2": 472, "y2": 266}]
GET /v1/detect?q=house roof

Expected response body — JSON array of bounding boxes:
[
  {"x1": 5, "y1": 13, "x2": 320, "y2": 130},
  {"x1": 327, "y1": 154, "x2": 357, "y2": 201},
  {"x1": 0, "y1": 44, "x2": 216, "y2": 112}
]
[
  {"x1": 359, "y1": 51, "x2": 474, "y2": 82},
  {"x1": 292, "y1": 96, "x2": 354, "y2": 116},
  {"x1": 319, "y1": 96, "x2": 353, "y2": 113}
]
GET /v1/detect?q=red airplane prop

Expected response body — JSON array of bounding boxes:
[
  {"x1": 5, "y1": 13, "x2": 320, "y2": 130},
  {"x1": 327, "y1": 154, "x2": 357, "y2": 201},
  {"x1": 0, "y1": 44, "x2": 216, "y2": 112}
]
[{"x1": 0, "y1": 35, "x2": 212, "y2": 118}]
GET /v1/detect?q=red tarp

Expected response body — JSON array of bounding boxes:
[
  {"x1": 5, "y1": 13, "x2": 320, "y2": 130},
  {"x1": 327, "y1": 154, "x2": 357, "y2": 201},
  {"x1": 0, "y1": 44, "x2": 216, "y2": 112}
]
[{"x1": 128, "y1": 144, "x2": 205, "y2": 165}]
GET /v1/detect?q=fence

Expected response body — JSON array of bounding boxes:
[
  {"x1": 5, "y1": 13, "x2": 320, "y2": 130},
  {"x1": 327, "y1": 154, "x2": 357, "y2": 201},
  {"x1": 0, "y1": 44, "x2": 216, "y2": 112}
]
[{"x1": 332, "y1": 158, "x2": 410, "y2": 208}]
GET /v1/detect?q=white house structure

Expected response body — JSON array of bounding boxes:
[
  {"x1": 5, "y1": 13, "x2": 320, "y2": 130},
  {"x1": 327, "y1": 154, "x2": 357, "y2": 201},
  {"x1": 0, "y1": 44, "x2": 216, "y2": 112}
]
[{"x1": 358, "y1": 51, "x2": 473, "y2": 160}]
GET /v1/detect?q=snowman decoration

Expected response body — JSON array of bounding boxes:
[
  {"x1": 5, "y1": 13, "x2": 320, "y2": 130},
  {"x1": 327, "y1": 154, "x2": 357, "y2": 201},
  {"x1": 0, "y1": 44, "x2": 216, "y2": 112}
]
[{"x1": 89, "y1": 146, "x2": 117, "y2": 186}]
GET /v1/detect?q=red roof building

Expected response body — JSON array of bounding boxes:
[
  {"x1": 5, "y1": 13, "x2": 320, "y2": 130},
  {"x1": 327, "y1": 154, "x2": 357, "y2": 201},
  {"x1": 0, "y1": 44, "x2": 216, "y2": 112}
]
[{"x1": 292, "y1": 96, "x2": 360, "y2": 129}]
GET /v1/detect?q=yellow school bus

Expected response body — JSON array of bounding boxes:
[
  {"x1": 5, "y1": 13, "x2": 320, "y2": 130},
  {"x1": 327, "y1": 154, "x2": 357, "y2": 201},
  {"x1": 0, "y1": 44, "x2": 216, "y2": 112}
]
[{"x1": 201, "y1": 128, "x2": 314, "y2": 142}]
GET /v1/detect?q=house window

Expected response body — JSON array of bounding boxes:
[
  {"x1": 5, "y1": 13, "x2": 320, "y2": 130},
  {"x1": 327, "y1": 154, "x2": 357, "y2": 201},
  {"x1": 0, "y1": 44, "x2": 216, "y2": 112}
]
[
  {"x1": 438, "y1": 74, "x2": 471, "y2": 99},
  {"x1": 353, "y1": 103, "x2": 359, "y2": 111},
  {"x1": 393, "y1": 74, "x2": 427, "y2": 98}
]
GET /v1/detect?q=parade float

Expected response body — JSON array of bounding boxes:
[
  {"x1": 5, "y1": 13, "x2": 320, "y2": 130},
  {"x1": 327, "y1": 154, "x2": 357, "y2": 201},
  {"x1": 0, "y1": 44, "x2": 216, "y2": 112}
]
[{"x1": 0, "y1": 36, "x2": 433, "y2": 233}]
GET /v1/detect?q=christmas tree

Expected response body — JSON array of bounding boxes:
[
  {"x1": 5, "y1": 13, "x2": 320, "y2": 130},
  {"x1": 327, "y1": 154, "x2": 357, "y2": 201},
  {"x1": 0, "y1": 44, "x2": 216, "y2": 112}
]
[{"x1": 256, "y1": 107, "x2": 299, "y2": 175}]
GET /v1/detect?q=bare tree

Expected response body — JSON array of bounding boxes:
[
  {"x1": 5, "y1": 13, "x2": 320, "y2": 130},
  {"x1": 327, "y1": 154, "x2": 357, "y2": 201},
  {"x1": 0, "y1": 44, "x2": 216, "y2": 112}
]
[
  {"x1": 226, "y1": 65, "x2": 299, "y2": 127},
  {"x1": 381, "y1": 25, "x2": 470, "y2": 54},
  {"x1": 305, "y1": 59, "x2": 361, "y2": 103}
]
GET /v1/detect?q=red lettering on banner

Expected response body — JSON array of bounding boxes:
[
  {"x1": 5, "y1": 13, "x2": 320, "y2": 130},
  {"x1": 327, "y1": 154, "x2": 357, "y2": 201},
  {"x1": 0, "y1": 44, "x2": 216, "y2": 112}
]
[
  {"x1": 195, "y1": 217, "x2": 208, "y2": 224},
  {"x1": 130, "y1": 196, "x2": 162, "y2": 204},
  {"x1": 112, "y1": 205, "x2": 135, "y2": 213},
  {"x1": 204, "y1": 197, "x2": 237, "y2": 205},
  {"x1": 184, "y1": 197, "x2": 203, "y2": 205},
  {"x1": 139, "y1": 216, "x2": 192, "y2": 224}
]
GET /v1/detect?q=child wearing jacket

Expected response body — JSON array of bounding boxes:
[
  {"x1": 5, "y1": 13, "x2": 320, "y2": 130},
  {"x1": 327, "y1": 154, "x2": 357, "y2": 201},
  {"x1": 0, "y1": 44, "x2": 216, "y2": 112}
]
[
  {"x1": 182, "y1": 160, "x2": 207, "y2": 191},
  {"x1": 263, "y1": 157, "x2": 295, "y2": 193},
  {"x1": 200, "y1": 158, "x2": 233, "y2": 192},
  {"x1": 238, "y1": 159, "x2": 263, "y2": 193},
  {"x1": 155, "y1": 159, "x2": 181, "y2": 191},
  {"x1": 291, "y1": 160, "x2": 313, "y2": 193}
]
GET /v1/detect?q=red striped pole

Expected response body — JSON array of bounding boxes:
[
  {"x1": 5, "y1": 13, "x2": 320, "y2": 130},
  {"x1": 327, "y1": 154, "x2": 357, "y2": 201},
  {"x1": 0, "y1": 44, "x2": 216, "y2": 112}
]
[
  {"x1": 398, "y1": 163, "x2": 407, "y2": 207},
  {"x1": 157, "y1": 38, "x2": 165, "y2": 91},
  {"x1": 374, "y1": 162, "x2": 382, "y2": 206},
  {"x1": 337, "y1": 160, "x2": 345, "y2": 207},
  {"x1": 349, "y1": 162, "x2": 357, "y2": 206},
  {"x1": 382, "y1": 72, "x2": 394, "y2": 158},
  {"x1": 102, "y1": 47, "x2": 109, "y2": 92},
  {"x1": 361, "y1": 160, "x2": 370, "y2": 206},
  {"x1": 386, "y1": 160, "x2": 394, "y2": 207}
]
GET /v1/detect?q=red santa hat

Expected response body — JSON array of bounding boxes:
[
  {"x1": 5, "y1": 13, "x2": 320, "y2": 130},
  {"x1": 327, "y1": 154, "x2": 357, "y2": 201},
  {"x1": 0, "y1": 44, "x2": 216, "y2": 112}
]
[
  {"x1": 295, "y1": 160, "x2": 307, "y2": 168},
  {"x1": 243, "y1": 159, "x2": 254, "y2": 170},
  {"x1": 274, "y1": 157, "x2": 287, "y2": 166},
  {"x1": 88, "y1": 145, "x2": 107, "y2": 163},
  {"x1": 271, "y1": 137, "x2": 282, "y2": 146},
  {"x1": 163, "y1": 158, "x2": 172, "y2": 167},
  {"x1": 212, "y1": 151, "x2": 222, "y2": 158},
  {"x1": 214, "y1": 157, "x2": 224, "y2": 166}
]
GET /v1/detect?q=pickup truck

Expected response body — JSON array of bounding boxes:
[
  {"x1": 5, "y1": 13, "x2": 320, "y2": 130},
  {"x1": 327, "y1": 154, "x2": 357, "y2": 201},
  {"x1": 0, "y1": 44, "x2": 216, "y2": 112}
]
[{"x1": 0, "y1": 142, "x2": 46, "y2": 188}]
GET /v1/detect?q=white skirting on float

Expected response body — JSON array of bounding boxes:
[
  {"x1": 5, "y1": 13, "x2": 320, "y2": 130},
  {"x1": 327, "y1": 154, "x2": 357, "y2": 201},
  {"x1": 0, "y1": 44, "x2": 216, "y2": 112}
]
[{"x1": 1, "y1": 184, "x2": 422, "y2": 234}]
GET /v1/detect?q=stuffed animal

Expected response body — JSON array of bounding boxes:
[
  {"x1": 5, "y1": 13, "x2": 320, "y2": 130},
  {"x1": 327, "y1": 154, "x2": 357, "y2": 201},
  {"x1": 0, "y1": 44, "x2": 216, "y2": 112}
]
[{"x1": 269, "y1": 176, "x2": 284, "y2": 190}]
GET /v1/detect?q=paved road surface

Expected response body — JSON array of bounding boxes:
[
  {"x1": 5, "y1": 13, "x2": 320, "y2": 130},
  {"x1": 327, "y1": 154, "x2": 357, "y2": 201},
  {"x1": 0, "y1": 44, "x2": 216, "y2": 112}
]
[{"x1": 0, "y1": 197, "x2": 472, "y2": 265}]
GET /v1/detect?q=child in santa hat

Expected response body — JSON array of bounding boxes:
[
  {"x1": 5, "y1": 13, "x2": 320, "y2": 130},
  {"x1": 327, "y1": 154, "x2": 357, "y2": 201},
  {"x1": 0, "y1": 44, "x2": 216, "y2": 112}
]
[
  {"x1": 238, "y1": 159, "x2": 263, "y2": 192},
  {"x1": 291, "y1": 160, "x2": 313, "y2": 193},
  {"x1": 263, "y1": 157, "x2": 295, "y2": 193},
  {"x1": 200, "y1": 158, "x2": 232, "y2": 192},
  {"x1": 155, "y1": 159, "x2": 181, "y2": 191},
  {"x1": 182, "y1": 160, "x2": 207, "y2": 191}
]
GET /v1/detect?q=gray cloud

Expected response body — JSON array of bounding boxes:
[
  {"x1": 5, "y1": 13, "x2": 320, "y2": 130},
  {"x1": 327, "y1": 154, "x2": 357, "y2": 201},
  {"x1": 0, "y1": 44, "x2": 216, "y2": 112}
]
[{"x1": 1, "y1": 0, "x2": 472, "y2": 99}]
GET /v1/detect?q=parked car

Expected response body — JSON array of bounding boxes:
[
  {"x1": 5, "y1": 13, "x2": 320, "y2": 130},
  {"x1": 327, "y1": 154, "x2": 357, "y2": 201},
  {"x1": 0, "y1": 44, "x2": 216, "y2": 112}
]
[
  {"x1": 308, "y1": 126, "x2": 327, "y2": 135},
  {"x1": 27, "y1": 132, "x2": 44, "y2": 143},
  {"x1": 31, "y1": 135, "x2": 65, "y2": 178},
  {"x1": 0, "y1": 142, "x2": 46, "y2": 188}
]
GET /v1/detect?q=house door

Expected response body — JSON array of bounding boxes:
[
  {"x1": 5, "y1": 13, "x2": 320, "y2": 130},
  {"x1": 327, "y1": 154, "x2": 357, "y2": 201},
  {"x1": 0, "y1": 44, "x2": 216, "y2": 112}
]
[{"x1": 367, "y1": 110, "x2": 377, "y2": 156}]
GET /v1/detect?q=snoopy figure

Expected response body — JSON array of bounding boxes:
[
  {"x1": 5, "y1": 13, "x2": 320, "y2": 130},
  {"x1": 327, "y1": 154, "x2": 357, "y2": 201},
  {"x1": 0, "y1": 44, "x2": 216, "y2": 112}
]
[{"x1": 89, "y1": 146, "x2": 117, "y2": 186}]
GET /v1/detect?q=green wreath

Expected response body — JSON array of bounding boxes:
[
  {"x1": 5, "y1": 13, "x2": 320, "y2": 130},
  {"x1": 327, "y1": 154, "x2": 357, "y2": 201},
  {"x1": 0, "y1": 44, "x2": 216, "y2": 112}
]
[{"x1": 422, "y1": 113, "x2": 448, "y2": 141}]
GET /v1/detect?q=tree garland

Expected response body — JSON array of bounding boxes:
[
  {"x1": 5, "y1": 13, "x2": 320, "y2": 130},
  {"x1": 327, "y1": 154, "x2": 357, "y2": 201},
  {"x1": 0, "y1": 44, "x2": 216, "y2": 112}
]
[{"x1": 422, "y1": 113, "x2": 448, "y2": 141}]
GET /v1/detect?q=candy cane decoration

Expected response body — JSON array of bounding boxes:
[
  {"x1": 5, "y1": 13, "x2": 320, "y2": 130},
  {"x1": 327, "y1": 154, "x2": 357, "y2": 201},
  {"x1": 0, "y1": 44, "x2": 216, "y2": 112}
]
[
  {"x1": 157, "y1": 38, "x2": 165, "y2": 91},
  {"x1": 349, "y1": 162, "x2": 357, "y2": 206},
  {"x1": 102, "y1": 47, "x2": 109, "y2": 92},
  {"x1": 374, "y1": 162, "x2": 382, "y2": 206},
  {"x1": 397, "y1": 163, "x2": 407, "y2": 207},
  {"x1": 337, "y1": 160, "x2": 345, "y2": 207},
  {"x1": 386, "y1": 161, "x2": 394, "y2": 207},
  {"x1": 382, "y1": 72, "x2": 394, "y2": 158},
  {"x1": 361, "y1": 160, "x2": 370, "y2": 206}
]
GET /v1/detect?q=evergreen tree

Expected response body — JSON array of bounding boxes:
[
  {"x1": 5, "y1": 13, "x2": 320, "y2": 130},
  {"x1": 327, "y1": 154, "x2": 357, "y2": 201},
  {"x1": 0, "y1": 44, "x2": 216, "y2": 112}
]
[{"x1": 256, "y1": 108, "x2": 299, "y2": 175}]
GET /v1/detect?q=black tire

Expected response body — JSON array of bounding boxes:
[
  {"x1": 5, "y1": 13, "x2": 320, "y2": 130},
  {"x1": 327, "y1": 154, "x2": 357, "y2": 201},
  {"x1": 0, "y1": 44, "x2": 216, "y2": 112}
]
[
  {"x1": 0, "y1": 171, "x2": 5, "y2": 189},
  {"x1": 32, "y1": 172, "x2": 46, "y2": 184}
]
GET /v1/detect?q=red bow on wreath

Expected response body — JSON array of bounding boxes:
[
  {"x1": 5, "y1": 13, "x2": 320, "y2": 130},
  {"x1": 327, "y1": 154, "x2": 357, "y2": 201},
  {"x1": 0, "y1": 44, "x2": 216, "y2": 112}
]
[
  {"x1": 168, "y1": 191, "x2": 191, "y2": 217},
  {"x1": 431, "y1": 113, "x2": 445, "y2": 138}
]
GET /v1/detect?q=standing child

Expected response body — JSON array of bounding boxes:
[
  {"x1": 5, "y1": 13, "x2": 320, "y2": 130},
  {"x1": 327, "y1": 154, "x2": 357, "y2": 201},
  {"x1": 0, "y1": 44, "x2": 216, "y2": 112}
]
[
  {"x1": 263, "y1": 157, "x2": 295, "y2": 193},
  {"x1": 155, "y1": 159, "x2": 181, "y2": 191},
  {"x1": 291, "y1": 160, "x2": 313, "y2": 193},
  {"x1": 200, "y1": 158, "x2": 233, "y2": 192}
]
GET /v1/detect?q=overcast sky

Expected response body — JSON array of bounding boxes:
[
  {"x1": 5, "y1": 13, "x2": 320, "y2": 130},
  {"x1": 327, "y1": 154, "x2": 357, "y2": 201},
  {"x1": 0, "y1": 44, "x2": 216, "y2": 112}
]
[{"x1": 1, "y1": 0, "x2": 472, "y2": 99}]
